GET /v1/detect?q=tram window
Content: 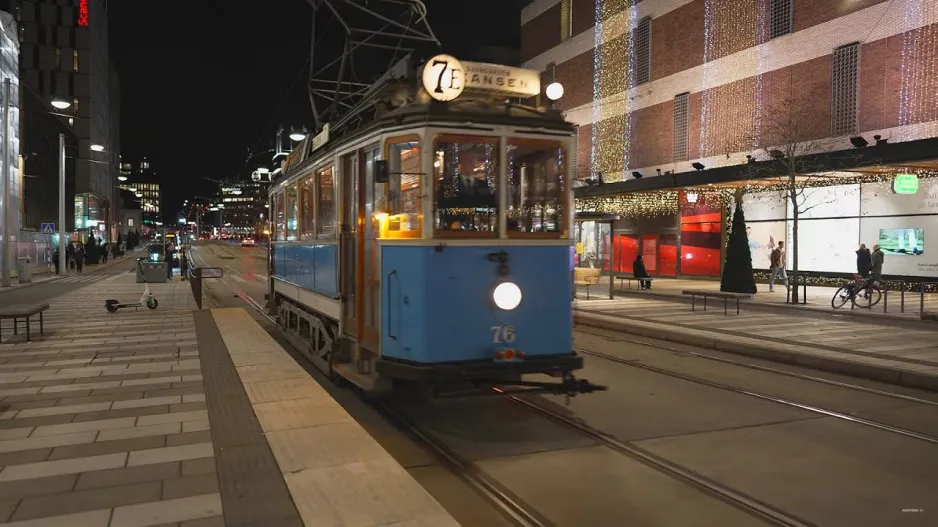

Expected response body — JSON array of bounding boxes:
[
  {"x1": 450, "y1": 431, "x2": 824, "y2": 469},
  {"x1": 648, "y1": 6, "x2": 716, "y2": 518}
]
[
  {"x1": 506, "y1": 142, "x2": 565, "y2": 235},
  {"x1": 387, "y1": 140, "x2": 421, "y2": 235},
  {"x1": 317, "y1": 166, "x2": 337, "y2": 238},
  {"x1": 433, "y1": 136, "x2": 499, "y2": 235},
  {"x1": 275, "y1": 192, "x2": 286, "y2": 241},
  {"x1": 285, "y1": 183, "x2": 299, "y2": 241},
  {"x1": 299, "y1": 175, "x2": 316, "y2": 240}
]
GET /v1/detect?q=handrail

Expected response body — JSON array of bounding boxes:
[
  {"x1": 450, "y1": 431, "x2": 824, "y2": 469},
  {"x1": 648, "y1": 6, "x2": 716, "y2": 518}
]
[{"x1": 188, "y1": 260, "x2": 225, "y2": 309}]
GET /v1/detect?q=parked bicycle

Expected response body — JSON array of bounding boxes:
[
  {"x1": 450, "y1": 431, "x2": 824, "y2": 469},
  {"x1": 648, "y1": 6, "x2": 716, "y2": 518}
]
[{"x1": 831, "y1": 275, "x2": 882, "y2": 309}]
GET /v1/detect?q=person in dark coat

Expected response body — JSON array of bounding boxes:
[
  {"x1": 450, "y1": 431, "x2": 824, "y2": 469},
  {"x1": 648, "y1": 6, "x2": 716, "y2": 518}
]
[
  {"x1": 871, "y1": 245, "x2": 884, "y2": 281},
  {"x1": 856, "y1": 244, "x2": 871, "y2": 278},
  {"x1": 633, "y1": 254, "x2": 651, "y2": 290}
]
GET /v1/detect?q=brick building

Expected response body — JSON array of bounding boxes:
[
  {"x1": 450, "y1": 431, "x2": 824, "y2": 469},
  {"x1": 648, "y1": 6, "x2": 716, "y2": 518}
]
[
  {"x1": 523, "y1": 0, "x2": 937, "y2": 180},
  {"x1": 522, "y1": 0, "x2": 938, "y2": 281}
]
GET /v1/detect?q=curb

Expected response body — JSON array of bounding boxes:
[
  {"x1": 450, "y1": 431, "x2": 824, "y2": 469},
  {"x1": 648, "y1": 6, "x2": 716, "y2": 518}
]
[
  {"x1": 574, "y1": 309, "x2": 938, "y2": 394},
  {"x1": 612, "y1": 289, "x2": 938, "y2": 329},
  {"x1": 0, "y1": 249, "x2": 146, "y2": 295}
]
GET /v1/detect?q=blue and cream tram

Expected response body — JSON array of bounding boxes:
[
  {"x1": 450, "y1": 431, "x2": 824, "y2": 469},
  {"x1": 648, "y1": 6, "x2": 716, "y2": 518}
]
[{"x1": 267, "y1": 54, "x2": 601, "y2": 397}]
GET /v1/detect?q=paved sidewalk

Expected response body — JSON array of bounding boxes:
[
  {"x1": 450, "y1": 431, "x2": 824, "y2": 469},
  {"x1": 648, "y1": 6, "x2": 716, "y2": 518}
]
[
  {"x1": 0, "y1": 271, "x2": 459, "y2": 526},
  {"x1": 578, "y1": 276, "x2": 938, "y2": 320},
  {"x1": 0, "y1": 273, "x2": 220, "y2": 526},
  {"x1": 574, "y1": 296, "x2": 938, "y2": 392}
]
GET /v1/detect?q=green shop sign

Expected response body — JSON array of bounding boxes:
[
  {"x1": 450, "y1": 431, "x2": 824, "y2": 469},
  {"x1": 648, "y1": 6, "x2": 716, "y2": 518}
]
[{"x1": 893, "y1": 174, "x2": 919, "y2": 195}]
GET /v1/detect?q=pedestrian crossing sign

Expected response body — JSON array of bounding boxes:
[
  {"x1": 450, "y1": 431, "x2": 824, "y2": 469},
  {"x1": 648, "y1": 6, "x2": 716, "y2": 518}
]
[{"x1": 41, "y1": 223, "x2": 55, "y2": 234}]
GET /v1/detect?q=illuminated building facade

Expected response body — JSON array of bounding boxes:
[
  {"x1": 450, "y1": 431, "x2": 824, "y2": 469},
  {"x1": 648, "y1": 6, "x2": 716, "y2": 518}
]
[
  {"x1": 219, "y1": 182, "x2": 267, "y2": 238},
  {"x1": 523, "y1": 0, "x2": 938, "y2": 281},
  {"x1": 2, "y1": 0, "x2": 120, "y2": 241},
  {"x1": 523, "y1": 0, "x2": 938, "y2": 181},
  {"x1": 118, "y1": 156, "x2": 161, "y2": 228}
]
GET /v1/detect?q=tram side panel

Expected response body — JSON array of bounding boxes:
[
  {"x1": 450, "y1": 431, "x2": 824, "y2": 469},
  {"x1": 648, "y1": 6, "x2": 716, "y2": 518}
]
[
  {"x1": 379, "y1": 244, "x2": 574, "y2": 369},
  {"x1": 272, "y1": 243, "x2": 339, "y2": 298}
]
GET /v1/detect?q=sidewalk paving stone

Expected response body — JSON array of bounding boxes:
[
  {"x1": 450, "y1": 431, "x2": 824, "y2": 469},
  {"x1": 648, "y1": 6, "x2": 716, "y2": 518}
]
[{"x1": 0, "y1": 273, "x2": 218, "y2": 525}]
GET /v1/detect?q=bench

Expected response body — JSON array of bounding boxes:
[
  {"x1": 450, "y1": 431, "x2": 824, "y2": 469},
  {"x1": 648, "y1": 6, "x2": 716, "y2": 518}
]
[
  {"x1": 682, "y1": 290, "x2": 751, "y2": 315},
  {"x1": 574, "y1": 268, "x2": 602, "y2": 300},
  {"x1": 615, "y1": 274, "x2": 654, "y2": 290},
  {"x1": 0, "y1": 303, "x2": 50, "y2": 342}
]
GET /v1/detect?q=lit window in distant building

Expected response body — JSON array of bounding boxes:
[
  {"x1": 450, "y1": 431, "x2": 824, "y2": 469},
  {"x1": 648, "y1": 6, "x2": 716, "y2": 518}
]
[
  {"x1": 73, "y1": 97, "x2": 79, "y2": 114},
  {"x1": 73, "y1": 50, "x2": 79, "y2": 72}
]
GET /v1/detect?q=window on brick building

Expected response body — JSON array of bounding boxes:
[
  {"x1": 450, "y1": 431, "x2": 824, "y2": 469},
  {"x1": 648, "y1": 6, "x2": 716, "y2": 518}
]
[
  {"x1": 634, "y1": 17, "x2": 652, "y2": 86},
  {"x1": 831, "y1": 43, "x2": 859, "y2": 137},
  {"x1": 560, "y1": 0, "x2": 573, "y2": 41},
  {"x1": 673, "y1": 93, "x2": 689, "y2": 162},
  {"x1": 770, "y1": 0, "x2": 793, "y2": 39},
  {"x1": 541, "y1": 62, "x2": 556, "y2": 94}
]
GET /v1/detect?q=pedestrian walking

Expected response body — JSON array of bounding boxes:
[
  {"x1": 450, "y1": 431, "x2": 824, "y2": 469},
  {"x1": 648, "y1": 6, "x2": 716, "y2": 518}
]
[
  {"x1": 75, "y1": 244, "x2": 85, "y2": 274},
  {"x1": 101, "y1": 242, "x2": 109, "y2": 263},
  {"x1": 769, "y1": 241, "x2": 788, "y2": 292},
  {"x1": 53, "y1": 248, "x2": 60, "y2": 275},
  {"x1": 165, "y1": 245, "x2": 173, "y2": 279},
  {"x1": 180, "y1": 250, "x2": 188, "y2": 281}
]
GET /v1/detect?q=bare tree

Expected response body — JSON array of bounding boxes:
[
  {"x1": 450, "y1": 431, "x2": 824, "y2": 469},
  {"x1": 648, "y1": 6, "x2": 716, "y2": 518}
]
[{"x1": 750, "y1": 92, "x2": 840, "y2": 303}]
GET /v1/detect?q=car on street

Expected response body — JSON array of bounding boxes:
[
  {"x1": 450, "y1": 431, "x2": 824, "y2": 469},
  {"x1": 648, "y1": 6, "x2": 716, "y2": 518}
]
[{"x1": 241, "y1": 237, "x2": 255, "y2": 247}]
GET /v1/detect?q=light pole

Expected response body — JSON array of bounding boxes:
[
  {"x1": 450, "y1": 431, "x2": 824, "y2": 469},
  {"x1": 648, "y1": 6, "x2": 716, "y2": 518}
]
[
  {"x1": 1, "y1": 79, "x2": 10, "y2": 287},
  {"x1": 58, "y1": 134, "x2": 66, "y2": 276}
]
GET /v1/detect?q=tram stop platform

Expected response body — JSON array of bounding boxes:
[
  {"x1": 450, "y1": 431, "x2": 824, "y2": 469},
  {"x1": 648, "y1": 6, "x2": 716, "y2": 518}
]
[{"x1": 0, "y1": 273, "x2": 458, "y2": 527}]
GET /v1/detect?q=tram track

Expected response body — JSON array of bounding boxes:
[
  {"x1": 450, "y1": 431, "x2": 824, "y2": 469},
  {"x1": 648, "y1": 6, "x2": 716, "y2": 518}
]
[
  {"x1": 501, "y1": 390, "x2": 816, "y2": 527},
  {"x1": 574, "y1": 327, "x2": 938, "y2": 408},
  {"x1": 574, "y1": 327, "x2": 938, "y2": 446},
  {"x1": 195, "y1": 251, "x2": 936, "y2": 526}
]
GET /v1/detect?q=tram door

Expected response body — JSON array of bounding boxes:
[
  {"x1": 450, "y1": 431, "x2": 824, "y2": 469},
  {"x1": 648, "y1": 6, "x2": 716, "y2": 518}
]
[
  {"x1": 340, "y1": 152, "x2": 358, "y2": 335},
  {"x1": 358, "y1": 146, "x2": 381, "y2": 352}
]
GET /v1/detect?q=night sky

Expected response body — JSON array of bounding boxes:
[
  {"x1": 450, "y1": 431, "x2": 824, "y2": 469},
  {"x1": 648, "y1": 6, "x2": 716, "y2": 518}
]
[{"x1": 109, "y1": 0, "x2": 523, "y2": 223}]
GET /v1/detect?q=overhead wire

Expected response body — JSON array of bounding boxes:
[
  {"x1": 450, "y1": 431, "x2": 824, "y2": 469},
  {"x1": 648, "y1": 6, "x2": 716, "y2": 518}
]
[{"x1": 245, "y1": 13, "x2": 335, "y2": 165}]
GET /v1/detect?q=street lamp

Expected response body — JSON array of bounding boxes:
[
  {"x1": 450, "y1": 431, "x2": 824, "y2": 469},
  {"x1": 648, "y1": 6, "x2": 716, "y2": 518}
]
[
  {"x1": 545, "y1": 82, "x2": 564, "y2": 101},
  {"x1": 118, "y1": 175, "x2": 127, "y2": 181},
  {"x1": 90, "y1": 144, "x2": 104, "y2": 152},
  {"x1": 289, "y1": 126, "x2": 307, "y2": 142},
  {"x1": 51, "y1": 99, "x2": 71, "y2": 110}
]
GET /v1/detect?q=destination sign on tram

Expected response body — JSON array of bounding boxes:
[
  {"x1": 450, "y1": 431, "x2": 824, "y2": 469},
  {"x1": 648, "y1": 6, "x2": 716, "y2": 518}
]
[{"x1": 422, "y1": 54, "x2": 540, "y2": 101}]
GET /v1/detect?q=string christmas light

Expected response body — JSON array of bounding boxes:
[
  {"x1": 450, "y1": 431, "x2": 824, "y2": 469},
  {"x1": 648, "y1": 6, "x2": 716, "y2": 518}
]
[
  {"x1": 590, "y1": 1, "x2": 636, "y2": 182},
  {"x1": 576, "y1": 170, "x2": 938, "y2": 217},
  {"x1": 898, "y1": 0, "x2": 938, "y2": 141},
  {"x1": 699, "y1": 0, "x2": 762, "y2": 160}
]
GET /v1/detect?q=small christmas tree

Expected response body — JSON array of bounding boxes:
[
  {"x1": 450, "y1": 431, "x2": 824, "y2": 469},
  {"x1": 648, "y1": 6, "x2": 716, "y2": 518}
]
[{"x1": 720, "y1": 201, "x2": 757, "y2": 294}]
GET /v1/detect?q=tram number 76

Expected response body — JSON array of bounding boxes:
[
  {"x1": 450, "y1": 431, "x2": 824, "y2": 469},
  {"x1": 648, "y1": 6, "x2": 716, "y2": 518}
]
[{"x1": 490, "y1": 325, "x2": 516, "y2": 344}]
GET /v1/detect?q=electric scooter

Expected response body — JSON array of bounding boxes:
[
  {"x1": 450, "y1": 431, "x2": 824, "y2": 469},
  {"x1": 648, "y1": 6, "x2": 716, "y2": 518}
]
[{"x1": 105, "y1": 258, "x2": 159, "y2": 313}]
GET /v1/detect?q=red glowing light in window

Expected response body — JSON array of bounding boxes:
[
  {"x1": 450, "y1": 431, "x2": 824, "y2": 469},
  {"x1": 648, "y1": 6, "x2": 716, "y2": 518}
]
[{"x1": 77, "y1": 0, "x2": 89, "y2": 27}]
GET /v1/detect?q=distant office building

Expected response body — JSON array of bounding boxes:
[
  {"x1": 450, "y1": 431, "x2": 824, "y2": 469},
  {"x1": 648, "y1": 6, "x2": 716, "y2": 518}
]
[
  {"x1": 118, "y1": 156, "x2": 162, "y2": 228},
  {"x1": 1, "y1": 0, "x2": 120, "y2": 241},
  {"x1": 219, "y1": 182, "x2": 266, "y2": 238}
]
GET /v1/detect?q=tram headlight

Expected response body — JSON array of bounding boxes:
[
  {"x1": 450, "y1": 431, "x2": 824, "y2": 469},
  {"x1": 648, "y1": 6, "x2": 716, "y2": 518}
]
[{"x1": 493, "y1": 282, "x2": 522, "y2": 311}]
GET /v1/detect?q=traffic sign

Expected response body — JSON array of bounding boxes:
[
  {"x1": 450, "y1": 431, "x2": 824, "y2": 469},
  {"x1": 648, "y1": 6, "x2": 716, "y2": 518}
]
[{"x1": 41, "y1": 223, "x2": 55, "y2": 234}]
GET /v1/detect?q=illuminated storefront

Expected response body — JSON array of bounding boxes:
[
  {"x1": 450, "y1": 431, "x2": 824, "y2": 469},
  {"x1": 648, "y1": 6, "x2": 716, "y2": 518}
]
[
  {"x1": 74, "y1": 193, "x2": 106, "y2": 240},
  {"x1": 577, "y1": 167, "x2": 938, "y2": 281}
]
